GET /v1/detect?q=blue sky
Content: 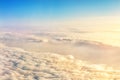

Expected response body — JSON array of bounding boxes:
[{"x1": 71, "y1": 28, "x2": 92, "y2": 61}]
[
  {"x1": 0, "y1": 0, "x2": 120, "y2": 28},
  {"x1": 0, "y1": 0, "x2": 120, "y2": 19}
]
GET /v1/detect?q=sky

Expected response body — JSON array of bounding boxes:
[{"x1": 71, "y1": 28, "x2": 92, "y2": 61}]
[{"x1": 0, "y1": 0, "x2": 120, "y2": 29}]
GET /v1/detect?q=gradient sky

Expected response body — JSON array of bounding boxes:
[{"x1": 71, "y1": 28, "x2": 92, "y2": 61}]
[{"x1": 0, "y1": 0, "x2": 120, "y2": 29}]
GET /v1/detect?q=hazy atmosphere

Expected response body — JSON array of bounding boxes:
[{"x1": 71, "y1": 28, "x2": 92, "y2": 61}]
[{"x1": 0, "y1": 0, "x2": 120, "y2": 80}]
